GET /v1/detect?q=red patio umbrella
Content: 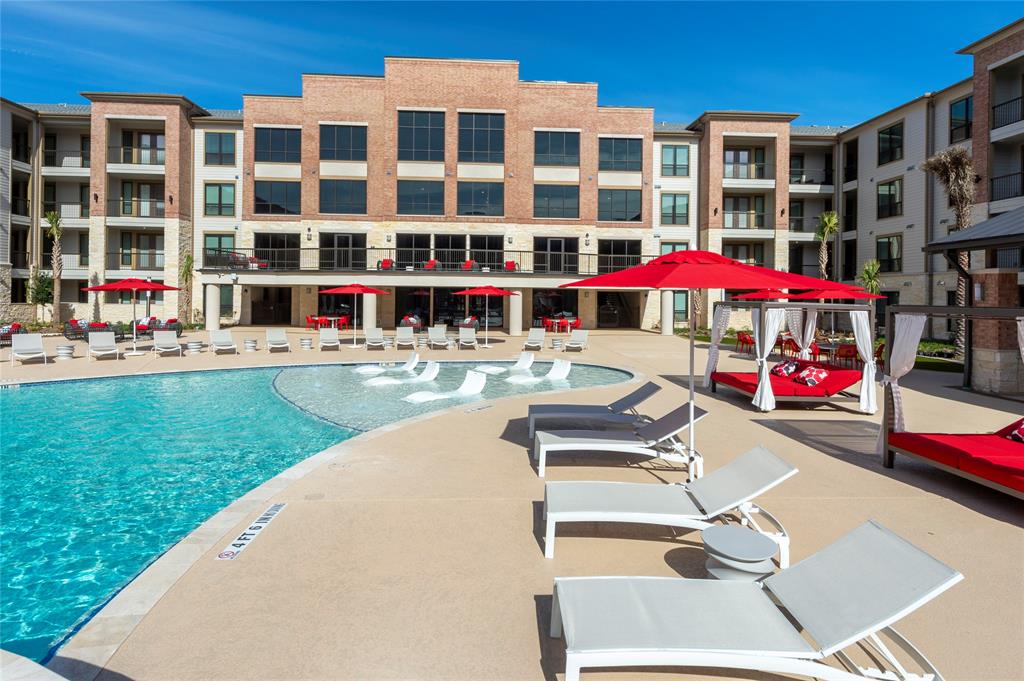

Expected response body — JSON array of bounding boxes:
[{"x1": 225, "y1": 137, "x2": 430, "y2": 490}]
[
  {"x1": 319, "y1": 284, "x2": 390, "y2": 347},
  {"x1": 453, "y1": 285, "x2": 519, "y2": 348},
  {"x1": 786, "y1": 288, "x2": 885, "y2": 300},
  {"x1": 732, "y1": 288, "x2": 794, "y2": 300},
  {"x1": 82, "y1": 278, "x2": 180, "y2": 355}
]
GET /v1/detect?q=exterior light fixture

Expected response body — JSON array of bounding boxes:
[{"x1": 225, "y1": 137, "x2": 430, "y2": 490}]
[
  {"x1": 306, "y1": 227, "x2": 312, "y2": 241},
  {"x1": 506, "y1": 235, "x2": 513, "y2": 245},
  {"x1": 386, "y1": 234, "x2": 392, "y2": 243}
]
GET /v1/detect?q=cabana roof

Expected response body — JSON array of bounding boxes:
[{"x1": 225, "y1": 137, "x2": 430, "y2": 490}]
[{"x1": 924, "y1": 205, "x2": 1024, "y2": 253}]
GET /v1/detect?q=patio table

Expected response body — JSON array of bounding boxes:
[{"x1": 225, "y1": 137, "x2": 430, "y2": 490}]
[{"x1": 701, "y1": 524, "x2": 777, "y2": 581}]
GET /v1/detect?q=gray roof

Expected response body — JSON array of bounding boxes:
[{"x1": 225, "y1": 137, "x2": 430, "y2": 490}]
[
  {"x1": 205, "y1": 108, "x2": 243, "y2": 119},
  {"x1": 925, "y1": 204, "x2": 1024, "y2": 251},
  {"x1": 791, "y1": 125, "x2": 849, "y2": 137},
  {"x1": 655, "y1": 122, "x2": 691, "y2": 133},
  {"x1": 23, "y1": 103, "x2": 91, "y2": 116}
]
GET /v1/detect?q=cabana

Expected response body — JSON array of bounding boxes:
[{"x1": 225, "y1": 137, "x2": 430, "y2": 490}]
[
  {"x1": 880, "y1": 305, "x2": 1024, "y2": 499},
  {"x1": 706, "y1": 300, "x2": 877, "y2": 413}
]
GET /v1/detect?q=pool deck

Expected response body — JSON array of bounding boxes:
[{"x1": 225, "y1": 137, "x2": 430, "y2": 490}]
[{"x1": 2, "y1": 328, "x2": 1022, "y2": 681}]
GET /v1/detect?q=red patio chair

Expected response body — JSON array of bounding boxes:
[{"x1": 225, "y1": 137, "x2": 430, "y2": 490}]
[
  {"x1": 782, "y1": 338, "x2": 800, "y2": 357},
  {"x1": 571, "y1": 318, "x2": 582, "y2": 330},
  {"x1": 504, "y1": 260, "x2": 517, "y2": 272},
  {"x1": 735, "y1": 332, "x2": 754, "y2": 354},
  {"x1": 423, "y1": 259, "x2": 438, "y2": 271},
  {"x1": 834, "y1": 344, "x2": 858, "y2": 367},
  {"x1": 875, "y1": 342, "x2": 886, "y2": 369},
  {"x1": 542, "y1": 317, "x2": 554, "y2": 332},
  {"x1": 317, "y1": 316, "x2": 330, "y2": 329},
  {"x1": 336, "y1": 315, "x2": 350, "y2": 331},
  {"x1": 380, "y1": 258, "x2": 394, "y2": 271},
  {"x1": 305, "y1": 315, "x2": 317, "y2": 330},
  {"x1": 461, "y1": 259, "x2": 477, "y2": 271}
]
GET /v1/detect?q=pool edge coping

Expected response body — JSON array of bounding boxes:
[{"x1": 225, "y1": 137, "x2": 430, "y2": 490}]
[{"x1": 43, "y1": 359, "x2": 644, "y2": 681}]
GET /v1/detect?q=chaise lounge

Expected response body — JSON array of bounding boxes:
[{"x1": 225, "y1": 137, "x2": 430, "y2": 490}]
[
  {"x1": 711, "y1": 359, "x2": 863, "y2": 409},
  {"x1": 527, "y1": 381, "x2": 661, "y2": 438}
]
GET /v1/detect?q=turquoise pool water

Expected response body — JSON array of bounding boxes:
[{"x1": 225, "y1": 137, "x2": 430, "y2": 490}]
[{"x1": 0, "y1": 361, "x2": 629, "y2": 661}]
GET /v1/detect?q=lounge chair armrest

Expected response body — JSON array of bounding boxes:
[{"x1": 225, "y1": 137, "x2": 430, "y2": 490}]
[{"x1": 737, "y1": 502, "x2": 790, "y2": 568}]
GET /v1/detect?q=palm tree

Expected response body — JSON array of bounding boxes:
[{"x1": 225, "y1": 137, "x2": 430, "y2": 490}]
[
  {"x1": 921, "y1": 146, "x2": 973, "y2": 359},
  {"x1": 815, "y1": 211, "x2": 839, "y2": 281},
  {"x1": 858, "y1": 259, "x2": 881, "y2": 294},
  {"x1": 179, "y1": 252, "x2": 194, "y2": 324},
  {"x1": 44, "y1": 211, "x2": 63, "y2": 327}
]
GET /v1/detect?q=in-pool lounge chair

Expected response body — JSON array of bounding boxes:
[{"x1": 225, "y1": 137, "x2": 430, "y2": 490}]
[
  {"x1": 475, "y1": 352, "x2": 534, "y2": 375},
  {"x1": 527, "y1": 381, "x2": 661, "y2": 438},
  {"x1": 427, "y1": 326, "x2": 451, "y2": 350},
  {"x1": 549, "y1": 520, "x2": 962, "y2": 681},
  {"x1": 533, "y1": 402, "x2": 709, "y2": 478},
  {"x1": 319, "y1": 327, "x2": 342, "y2": 350},
  {"x1": 365, "y1": 328, "x2": 387, "y2": 350},
  {"x1": 506, "y1": 359, "x2": 571, "y2": 385},
  {"x1": 523, "y1": 327, "x2": 546, "y2": 351},
  {"x1": 562, "y1": 329, "x2": 589, "y2": 352},
  {"x1": 88, "y1": 331, "x2": 120, "y2": 361},
  {"x1": 404, "y1": 369, "x2": 486, "y2": 403},
  {"x1": 542, "y1": 445, "x2": 796, "y2": 560},
  {"x1": 152, "y1": 330, "x2": 182, "y2": 356},
  {"x1": 209, "y1": 330, "x2": 238, "y2": 354},
  {"x1": 266, "y1": 328, "x2": 291, "y2": 353},
  {"x1": 458, "y1": 327, "x2": 478, "y2": 349},
  {"x1": 395, "y1": 326, "x2": 416, "y2": 349},
  {"x1": 10, "y1": 333, "x2": 47, "y2": 365},
  {"x1": 366, "y1": 361, "x2": 439, "y2": 386},
  {"x1": 355, "y1": 352, "x2": 421, "y2": 376}
]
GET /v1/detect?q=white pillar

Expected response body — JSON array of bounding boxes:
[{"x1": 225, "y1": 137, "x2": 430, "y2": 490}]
[
  {"x1": 362, "y1": 293, "x2": 377, "y2": 331},
  {"x1": 661, "y1": 290, "x2": 674, "y2": 336},
  {"x1": 509, "y1": 289, "x2": 523, "y2": 336},
  {"x1": 204, "y1": 284, "x2": 221, "y2": 331}
]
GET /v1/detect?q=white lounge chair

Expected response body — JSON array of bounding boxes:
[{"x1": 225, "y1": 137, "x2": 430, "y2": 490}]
[
  {"x1": 542, "y1": 445, "x2": 796, "y2": 560},
  {"x1": 354, "y1": 352, "x2": 420, "y2": 376},
  {"x1": 458, "y1": 327, "x2": 477, "y2": 349},
  {"x1": 527, "y1": 381, "x2": 662, "y2": 438},
  {"x1": 266, "y1": 328, "x2": 291, "y2": 352},
  {"x1": 319, "y1": 327, "x2": 342, "y2": 350},
  {"x1": 550, "y1": 520, "x2": 963, "y2": 681},
  {"x1": 364, "y1": 328, "x2": 386, "y2": 350},
  {"x1": 365, "y1": 361, "x2": 440, "y2": 386},
  {"x1": 475, "y1": 352, "x2": 535, "y2": 375},
  {"x1": 404, "y1": 369, "x2": 486, "y2": 403},
  {"x1": 523, "y1": 327, "x2": 545, "y2": 351},
  {"x1": 152, "y1": 330, "x2": 182, "y2": 356},
  {"x1": 533, "y1": 402, "x2": 709, "y2": 478},
  {"x1": 10, "y1": 333, "x2": 47, "y2": 365},
  {"x1": 506, "y1": 359, "x2": 571, "y2": 385},
  {"x1": 427, "y1": 326, "x2": 451, "y2": 350},
  {"x1": 88, "y1": 331, "x2": 120, "y2": 361},
  {"x1": 209, "y1": 330, "x2": 238, "y2": 354},
  {"x1": 394, "y1": 326, "x2": 416, "y2": 349},
  {"x1": 562, "y1": 329, "x2": 588, "y2": 352}
]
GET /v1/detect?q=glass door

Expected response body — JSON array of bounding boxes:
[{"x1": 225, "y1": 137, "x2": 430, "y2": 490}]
[{"x1": 139, "y1": 133, "x2": 165, "y2": 165}]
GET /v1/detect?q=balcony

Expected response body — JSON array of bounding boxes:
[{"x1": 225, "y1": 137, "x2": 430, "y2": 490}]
[
  {"x1": 106, "y1": 198, "x2": 166, "y2": 220},
  {"x1": 724, "y1": 163, "x2": 771, "y2": 180},
  {"x1": 992, "y1": 97, "x2": 1022, "y2": 130},
  {"x1": 789, "y1": 168, "x2": 834, "y2": 187},
  {"x1": 11, "y1": 197, "x2": 30, "y2": 217},
  {"x1": 787, "y1": 217, "x2": 825, "y2": 237},
  {"x1": 11, "y1": 251, "x2": 29, "y2": 269},
  {"x1": 58, "y1": 253, "x2": 90, "y2": 271},
  {"x1": 106, "y1": 250, "x2": 165, "y2": 272},
  {"x1": 43, "y1": 202, "x2": 91, "y2": 223},
  {"x1": 42, "y1": 150, "x2": 91, "y2": 176},
  {"x1": 990, "y1": 172, "x2": 1022, "y2": 202},
  {"x1": 993, "y1": 247, "x2": 1022, "y2": 269},
  {"x1": 108, "y1": 146, "x2": 165, "y2": 165},
  {"x1": 842, "y1": 165, "x2": 857, "y2": 184},
  {"x1": 723, "y1": 213, "x2": 768, "y2": 230}
]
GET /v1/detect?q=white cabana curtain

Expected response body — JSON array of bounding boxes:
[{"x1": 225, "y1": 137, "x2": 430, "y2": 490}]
[
  {"x1": 1017, "y1": 317, "x2": 1024, "y2": 364},
  {"x1": 752, "y1": 308, "x2": 787, "y2": 411},
  {"x1": 785, "y1": 308, "x2": 817, "y2": 360},
  {"x1": 876, "y1": 313, "x2": 927, "y2": 454},
  {"x1": 702, "y1": 305, "x2": 732, "y2": 388},
  {"x1": 850, "y1": 310, "x2": 877, "y2": 414}
]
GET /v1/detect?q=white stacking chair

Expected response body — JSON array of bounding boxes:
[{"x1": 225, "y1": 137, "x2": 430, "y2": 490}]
[
  {"x1": 209, "y1": 330, "x2": 238, "y2": 354},
  {"x1": 427, "y1": 326, "x2": 450, "y2": 350},
  {"x1": 458, "y1": 327, "x2": 477, "y2": 350},
  {"x1": 364, "y1": 328, "x2": 387, "y2": 350},
  {"x1": 395, "y1": 326, "x2": 416, "y2": 349},
  {"x1": 10, "y1": 333, "x2": 47, "y2": 365},
  {"x1": 266, "y1": 328, "x2": 291, "y2": 352},
  {"x1": 152, "y1": 330, "x2": 183, "y2": 356},
  {"x1": 563, "y1": 329, "x2": 589, "y2": 352},
  {"x1": 88, "y1": 331, "x2": 120, "y2": 361},
  {"x1": 523, "y1": 327, "x2": 546, "y2": 351},
  {"x1": 319, "y1": 327, "x2": 342, "y2": 350}
]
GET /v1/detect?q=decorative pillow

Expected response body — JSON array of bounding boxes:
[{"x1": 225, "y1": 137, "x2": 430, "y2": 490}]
[
  {"x1": 1009, "y1": 424, "x2": 1024, "y2": 443},
  {"x1": 771, "y1": 361, "x2": 799, "y2": 377},
  {"x1": 795, "y1": 366, "x2": 830, "y2": 386}
]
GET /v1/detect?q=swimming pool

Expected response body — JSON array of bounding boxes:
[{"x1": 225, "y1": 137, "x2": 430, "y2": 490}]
[{"x1": 0, "y1": 360, "x2": 630, "y2": 661}]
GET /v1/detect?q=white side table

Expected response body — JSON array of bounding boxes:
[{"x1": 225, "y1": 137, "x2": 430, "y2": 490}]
[
  {"x1": 187, "y1": 340, "x2": 203, "y2": 355},
  {"x1": 701, "y1": 525, "x2": 777, "y2": 581},
  {"x1": 244, "y1": 339, "x2": 258, "y2": 352},
  {"x1": 300, "y1": 337, "x2": 313, "y2": 350},
  {"x1": 55, "y1": 345, "x2": 74, "y2": 361}
]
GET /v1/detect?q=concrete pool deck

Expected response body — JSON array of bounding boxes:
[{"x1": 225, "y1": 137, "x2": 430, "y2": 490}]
[{"x1": 2, "y1": 328, "x2": 1022, "y2": 681}]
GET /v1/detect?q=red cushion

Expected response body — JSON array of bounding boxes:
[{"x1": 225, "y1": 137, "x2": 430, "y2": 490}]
[
  {"x1": 137, "y1": 324, "x2": 149, "y2": 331},
  {"x1": 995, "y1": 417, "x2": 1024, "y2": 439},
  {"x1": 11, "y1": 323, "x2": 21, "y2": 329},
  {"x1": 165, "y1": 318, "x2": 178, "y2": 324},
  {"x1": 959, "y1": 451, "x2": 1024, "y2": 493},
  {"x1": 69, "y1": 318, "x2": 78, "y2": 324},
  {"x1": 887, "y1": 432, "x2": 974, "y2": 469},
  {"x1": 89, "y1": 322, "x2": 106, "y2": 328},
  {"x1": 888, "y1": 432, "x2": 1024, "y2": 491}
]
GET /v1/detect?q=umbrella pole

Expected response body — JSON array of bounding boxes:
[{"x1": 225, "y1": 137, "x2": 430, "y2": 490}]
[
  {"x1": 353, "y1": 294, "x2": 359, "y2": 348},
  {"x1": 123, "y1": 289, "x2": 143, "y2": 356},
  {"x1": 483, "y1": 296, "x2": 490, "y2": 348},
  {"x1": 687, "y1": 288, "x2": 696, "y2": 481}
]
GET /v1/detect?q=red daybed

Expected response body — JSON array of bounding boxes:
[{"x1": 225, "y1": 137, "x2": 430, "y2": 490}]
[
  {"x1": 710, "y1": 359, "x2": 863, "y2": 406},
  {"x1": 884, "y1": 418, "x2": 1024, "y2": 499}
]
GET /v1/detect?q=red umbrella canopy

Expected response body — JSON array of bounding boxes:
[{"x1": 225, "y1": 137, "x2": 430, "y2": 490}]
[
  {"x1": 453, "y1": 286, "x2": 518, "y2": 297},
  {"x1": 733, "y1": 288, "x2": 793, "y2": 300},
  {"x1": 319, "y1": 284, "x2": 390, "y2": 295},
  {"x1": 560, "y1": 250, "x2": 854, "y2": 291},
  {"x1": 787, "y1": 288, "x2": 885, "y2": 300},
  {"x1": 81, "y1": 278, "x2": 179, "y2": 292}
]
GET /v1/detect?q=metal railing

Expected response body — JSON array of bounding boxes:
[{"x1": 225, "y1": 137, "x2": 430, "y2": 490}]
[
  {"x1": 43, "y1": 202, "x2": 90, "y2": 219},
  {"x1": 994, "y1": 247, "x2": 1022, "y2": 269},
  {"x1": 990, "y1": 172, "x2": 1022, "y2": 201},
  {"x1": 60, "y1": 253, "x2": 89, "y2": 269},
  {"x1": 11, "y1": 251, "x2": 29, "y2": 268},
  {"x1": 11, "y1": 197, "x2": 30, "y2": 216},
  {"x1": 106, "y1": 198, "x2": 166, "y2": 218},
  {"x1": 788, "y1": 216, "x2": 821, "y2": 232},
  {"x1": 723, "y1": 213, "x2": 768, "y2": 229},
  {"x1": 107, "y1": 146, "x2": 166, "y2": 165},
  {"x1": 723, "y1": 163, "x2": 771, "y2": 180},
  {"x1": 106, "y1": 251, "x2": 165, "y2": 271},
  {"x1": 992, "y1": 96, "x2": 1022, "y2": 130},
  {"x1": 43, "y1": 149, "x2": 90, "y2": 168},
  {"x1": 201, "y1": 247, "x2": 654, "y2": 276},
  {"x1": 789, "y1": 168, "x2": 833, "y2": 185}
]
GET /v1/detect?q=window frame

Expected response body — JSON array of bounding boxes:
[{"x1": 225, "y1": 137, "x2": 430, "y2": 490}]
[
  {"x1": 397, "y1": 110, "x2": 445, "y2": 162},
  {"x1": 204, "y1": 132, "x2": 236, "y2": 166},
  {"x1": 533, "y1": 184, "x2": 580, "y2": 219},
  {"x1": 876, "y1": 234, "x2": 903, "y2": 273},
  {"x1": 598, "y1": 137, "x2": 643, "y2": 172},
  {"x1": 457, "y1": 113, "x2": 505, "y2": 164},
  {"x1": 254, "y1": 127, "x2": 301, "y2": 164},
  {"x1": 597, "y1": 188, "x2": 642, "y2": 222},
  {"x1": 876, "y1": 177, "x2": 903, "y2": 220},
  {"x1": 203, "y1": 182, "x2": 236, "y2": 217},
  {"x1": 319, "y1": 124, "x2": 367, "y2": 161},
  {"x1": 253, "y1": 180, "x2": 301, "y2": 215},
  {"x1": 319, "y1": 179, "x2": 367, "y2": 215},
  {"x1": 660, "y1": 144, "x2": 689, "y2": 176},
  {"x1": 949, "y1": 96, "x2": 973, "y2": 144},
  {"x1": 660, "y1": 192, "x2": 689, "y2": 225},
  {"x1": 534, "y1": 131, "x2": 580, "y2": 167},
  {"x1": 877, "y1": 121, "x2": 904, "y2": 166}
]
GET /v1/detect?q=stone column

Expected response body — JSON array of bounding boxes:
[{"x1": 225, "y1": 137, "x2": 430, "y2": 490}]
[
  {"x1": 661, "y1": 290, "x2": 674, "y2": 336},
  {"x1": 204, "y1": 283, "x2": 221, "y2": 331},
  {"x1": 362, "y1": 292, "x2": 377, "y2": 331},
  {"x1": 509, "y1": 289, "x2": 523, "y2": 336}
]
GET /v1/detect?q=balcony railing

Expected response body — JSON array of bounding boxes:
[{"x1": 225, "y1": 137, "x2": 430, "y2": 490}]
[
  {"x1": 43, "y1": 149, "x2": 91, "y2": 168},
  {"x1": 58, "y1": 253, "x2": 89, "y2": 269},
  {"x1": 106, "y1": 198, "x2": 166, "y2": 218},
  {"x1": 11, "y1": 251, "x2": 29, "y2": 268},
  {"x1": 201, "y1": 247, "x2": 654, "y2": 276},
  {"x1": 990, "y1": 172, "x2": 1023, "y2": 202},
  {"x1": 994, "y1": 247, "x2": 1022, "y2": 269},
  {"x1": 723, "y1": 163, "x2": 771, "y2": 180},
  {"x1": 43, "y1": 202, "x2": 91, "y2": 219},
  {"x1": 723, "y1": 213, "x2": 768, "y2": 229},
  {"x1": 788, "y1": 217, "x2": 822, "y2": 232},
  {"x1": 992, "y1": 96, "x2": 1022, "y2": 130},
  {"x1": 789, "y1": 168, "x2": 834, "y2": 185},
  {"x1": 106, "y1": 251, "x2": 165, "y2": 271},
  {"x1": 107, "y1": 146, "x2": 165, "y2": 165},
  {"x1": 11, "y1": 197, "x2": 30, "y2": 217}
]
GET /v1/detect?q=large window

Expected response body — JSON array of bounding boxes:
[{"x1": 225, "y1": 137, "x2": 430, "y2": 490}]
[
  {"x1": 843, "y1": 139, "x2": 858, "y2": 182},
  {"x1": 254, "y1": 128, "x2": 301, "y2": 163},
  {"x1": 398, "y1": 111, "x2": 445, "y2": 161},
  {"x1": 877, "y1": 122, "x2": 903, "y2": 165},
  {"x1": 205, "y1": 132, "x2": 235, "y2": 165},
  {"x1": 876, "y1": 235, "x2": 902, "y2": 273},
  {"x1": 457, "y1": 181, "x2": 503, "y2": 216},
  {"x1": 598, "y1": 189, "x2": 642, "y2": 221},
  {"x1": 254, "y1": 181, "x2": 300, "y2": 215},
  {"x1": 458, "y1": 113, "x2": 504, "y2": 163},
  {"x1": 534, "y1": 184, "x2": 579, "y2": 219},
  {"x1": 842, "y1": 239, "x2": 857, "y2": 280},
  {"x1": 397, "y1": 180, "x2": 444, "y2": 215},
  {"x1": 660, "y1": 145, "x2": 689, "y2": 176},
  {"x1": 843, "y1": 190, "x2": 857, "y2": 231},
  {"x1": 534, "y1": 131, "x2": 579, "y2": 167},
  {"x1": 320, "y1": 125, "x2": 367, "y2": 161},
  {"x1": 599, "y1": 138, "x2": 642, "y2": 171},
  {"x1": 598, "y1": 239, "x2": 641, "y2": 272},
  {"x1": 877, "y1": 178, "x2": 903, "y2": 219},
  {"x1": 660, "y1": 193, "x2": 689, "y2": 225},
  {"x1": 724, "y1": 148, "x2": 766, "y2": 179},
  {"x1": 204, "y1": 183, "x2": 235, "y2": 216},
  {"x1": 723, "y1": 243, "x2": 764, "y2": 266},
  {"x1": 319, "y1": 179, "x2": 367, "y2": 214},
  {"x1": 949, "y1": 96, "x2": 973, "y2": 143},
  {"x1": 724, "y1": 195, "x2": 765, "y2": 229}
]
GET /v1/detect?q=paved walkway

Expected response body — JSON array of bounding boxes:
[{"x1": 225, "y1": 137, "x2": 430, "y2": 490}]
[{"x1": 3, "y1": 329, "x2": 1021, "y2": 680}]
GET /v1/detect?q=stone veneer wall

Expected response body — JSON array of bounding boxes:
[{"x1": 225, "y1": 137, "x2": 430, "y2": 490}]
[{"x1": 970, "y1": 269, "x2": 1023, "y2": 395}]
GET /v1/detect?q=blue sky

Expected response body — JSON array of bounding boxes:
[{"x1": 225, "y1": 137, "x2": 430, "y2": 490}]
[{"x1": 1, "y1": 2, "x2": 1021, "y2": 126}]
